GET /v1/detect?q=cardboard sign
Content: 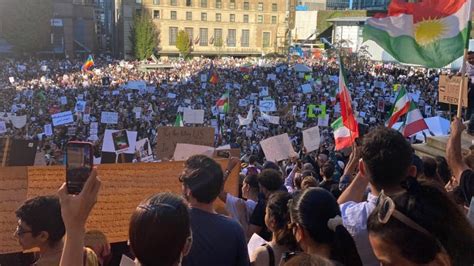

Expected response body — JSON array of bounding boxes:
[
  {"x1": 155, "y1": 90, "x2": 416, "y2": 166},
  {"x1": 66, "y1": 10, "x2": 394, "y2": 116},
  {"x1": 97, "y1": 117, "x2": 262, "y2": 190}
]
[
  {"x1": 173, "y1": 143, "x2": 215, "y2": 161},
  {"x1": 102, "y1": 130, "x2": 137, "y2": 154},
  {"x1": 155, "y1": 127, "x2": 214, "y2": 160},
  {"x1": 260, "y1": 133, "x2": 297, "y2": 162},
  {"x1": 259, "y1": 100, "x2": 277, "y2": 112},
  {"x1": 183, "y1": 109, "x2": 205, "y2": 124},
  {"x1": 438, "y1": 75, "x2": 468, "y2": 107},
  {"x1": 303, "y1": 126, "x2": 320, "y2": 152},
  {"x1": 101, "y1": 112, "x2": 119, "y2": 124},
  {"x1": 44, "y1": 124, "x2": 53, "y2": 136},
  {"x1": 52, "y1": 111, "x2": 74, "y2": 126}
]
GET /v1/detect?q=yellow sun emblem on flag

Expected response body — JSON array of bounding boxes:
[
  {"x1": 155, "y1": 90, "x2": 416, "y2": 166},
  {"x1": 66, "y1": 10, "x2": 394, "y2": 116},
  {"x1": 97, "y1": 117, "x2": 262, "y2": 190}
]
[{"x1": 414, "y1": 18, "x2": 447, "y2": 46}]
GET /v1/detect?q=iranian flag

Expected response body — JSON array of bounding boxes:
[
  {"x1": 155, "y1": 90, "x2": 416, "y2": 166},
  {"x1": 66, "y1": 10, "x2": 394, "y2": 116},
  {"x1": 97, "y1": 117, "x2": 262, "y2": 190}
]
[
  {"x1": 216, "y1": 91, "x2": 229, "y2": 113},
  {"x1": 331, "y1": 117, "x2": 358, "y2": 151},
  {"x1": 364, "y1": 0, "x2": 472, "y2": 68},
  {"x1": 338, "y1": 57, "x2": 358, "y2": 132},
  {"x1": 386, "y1": 86, "x2": 410, "y2": 128},
  {"x1": 402, "y1": 101, "x2": 429, "y2": 137},
  {"x1": 174, "y1": 113, "x2": 184, "y2": 127}
]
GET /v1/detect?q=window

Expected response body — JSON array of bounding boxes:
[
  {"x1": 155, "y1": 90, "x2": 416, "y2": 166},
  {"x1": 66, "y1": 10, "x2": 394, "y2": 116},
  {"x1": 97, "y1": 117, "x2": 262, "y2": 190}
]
[
  {"x1": 229, "y1": 0, "x2": 235, "y2": 9},
  {"x1": 243, "y1": 14, "x2": 249, "y2": 23},
  {"x1": 201, "y1": 12, "x2": 207, "y2": 21},
  {"x1": 257, "y1": 15, "x2": 263, "y2": 23},
  {"x1": 186, "y1": 0, "x2": 192, "y2": 6},
  {"x1": 185, "y1": 27, "x2": 194, "y2": 43},
  {"x1": 258, "y1": 2, "x2": 263, "y2": 11},
  {"x1": 170, "y1": 0, "x2": 177, "y2": 6},
  {"x1": 241, "y1": 29, "x2": 249, "y2": 47},
  {"x1": 169, "y1": 27, "x2": 178, "y2": 45},
  {"x1": 216, "y1": 13, "x2": 221, "y2": 21},
  {"x1": 271, "y1": 16, "x2": 276, "y2": 24},
  {"x1": 186, "y1": 11, "x2": 192, "y2": 20},
  {"x1": 230, "y1": 14, "x2": 235, "y2": 22},
  {"x1": 201, "y1": 0, "x2": 207, "y2": 7},
  {"x1": 199, "y1": 28, "x2": 208, "y2": 46},
  {"x1": 263, "y1": 32, "x2": 270, "y2": 47},
  {"x1": 136, "y1": 8, "x2": 142, "y2": 16},
  {"x1": 227, "y1": 29, "x2": 236, "y2": 47},
  {"x1": 153, "y1": 0, "x2": 160, "y2": 4},
  {"x1": 243, "y1": 1, "x2": 249, "y2": 10},
  {"x1": 153, "y1": 10, "x2": 160, "y2": 19},
  {"x1": 171, "y1": 11, "x2": 177, "y2": 19},
  {"x1": 272, "y1": 3, "x2": 277, "y2": 11},
  {"x1": 214, "y1": 28, "x2": 222, "y2": 46},
  {"x1": 215, "y1": 0, "x2": 221, "y2": 8}
]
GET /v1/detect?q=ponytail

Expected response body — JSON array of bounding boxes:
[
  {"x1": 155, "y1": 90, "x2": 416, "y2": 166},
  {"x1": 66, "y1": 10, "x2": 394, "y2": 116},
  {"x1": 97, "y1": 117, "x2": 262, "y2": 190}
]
[{"x1": 327, "y1": 216, "x2": 363, "y2": 266}]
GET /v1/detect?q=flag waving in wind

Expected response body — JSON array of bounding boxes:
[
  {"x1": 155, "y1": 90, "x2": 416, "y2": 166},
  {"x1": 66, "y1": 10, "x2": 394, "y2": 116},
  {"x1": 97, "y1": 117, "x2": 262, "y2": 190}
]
[
  {"x1": 209, "y1": 62, "x2": 219, "y2": 84},
  {"x1": 338, "y1": 57, "x2": 358, "y2": 133},
  {"x1": 401, "y1": 101, "x2": 429, "y2": 137},
  {"x1": 216, "y1": 91, "x2": 229, "y2": 113},
  {"x1": 82, "y1": 55, "x2": 94, "y2": 72},
  {"x1": 364, "y1": 0, "x2": 472, "y2": 68},
  {"x1": 386, "y1": 86, "x2": 410, "y2": 128}
]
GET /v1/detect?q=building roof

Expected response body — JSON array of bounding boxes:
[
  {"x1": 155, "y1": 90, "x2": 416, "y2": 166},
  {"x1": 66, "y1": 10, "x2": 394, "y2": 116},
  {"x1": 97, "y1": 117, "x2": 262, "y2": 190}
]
[{"x1": 326, "y1": 17, "x2": 369, "y2": 23}]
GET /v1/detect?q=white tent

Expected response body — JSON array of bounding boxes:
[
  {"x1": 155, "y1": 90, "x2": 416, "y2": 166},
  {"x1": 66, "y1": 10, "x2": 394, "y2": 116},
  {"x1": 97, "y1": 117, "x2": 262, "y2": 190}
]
[{"x1": 293, "y1": 64, "x2": 312, "y2": 72}]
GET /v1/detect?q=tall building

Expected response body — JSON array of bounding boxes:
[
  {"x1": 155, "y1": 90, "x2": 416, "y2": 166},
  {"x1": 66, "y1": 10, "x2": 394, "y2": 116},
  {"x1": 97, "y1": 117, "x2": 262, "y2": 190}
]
[
  {"x1": 140, "y1": 0, "x2": 288, "y2": 57},
  {"x1": 352, "y1": 0, "x2": 389, "y2": 10},
  {"x1": 326, "y1": 0, "x2": 349, "y2": 10}
]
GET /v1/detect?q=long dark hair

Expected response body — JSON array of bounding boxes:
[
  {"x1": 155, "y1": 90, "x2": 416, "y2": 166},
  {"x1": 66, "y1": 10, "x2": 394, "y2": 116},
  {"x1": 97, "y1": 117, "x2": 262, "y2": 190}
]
[
  {"x1": 368, "y1": 179, "x2": 474, "y2": 266},
  {"x1": 129, "y1": 192, "x2": 190, "y2": 266},
  {"x1": 289, "y1": 188, "x2": 362, "y2": 266},
  {"x1": 266, "y1": 192, "x2": 297, "y2": 250}
]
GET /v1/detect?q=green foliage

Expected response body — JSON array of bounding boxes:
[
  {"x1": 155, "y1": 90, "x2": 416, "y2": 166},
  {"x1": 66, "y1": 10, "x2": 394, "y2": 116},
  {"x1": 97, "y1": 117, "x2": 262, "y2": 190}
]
[
  {"x1": 130, "y1": 14, "x2": 159, "y2": 60},
  {"x1": 3, "y1": 0, "x2": 53, "y2": 54},
  {"x1": 175, "y1": 30, "x2": 191, "y2": 57}
]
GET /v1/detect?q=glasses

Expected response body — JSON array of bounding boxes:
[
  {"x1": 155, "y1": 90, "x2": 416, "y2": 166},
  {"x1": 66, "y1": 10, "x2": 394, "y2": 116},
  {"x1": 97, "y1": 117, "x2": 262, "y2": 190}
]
[{"x1": 14, "y1": 226, "x2": 32, "y2": 236}]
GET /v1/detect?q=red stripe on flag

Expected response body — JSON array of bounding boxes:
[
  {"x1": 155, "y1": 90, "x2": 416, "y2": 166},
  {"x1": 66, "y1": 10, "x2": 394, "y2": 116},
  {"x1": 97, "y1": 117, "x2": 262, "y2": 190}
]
[{"x1": 385, "y1": 0, "x2": 468, "y2": 23}]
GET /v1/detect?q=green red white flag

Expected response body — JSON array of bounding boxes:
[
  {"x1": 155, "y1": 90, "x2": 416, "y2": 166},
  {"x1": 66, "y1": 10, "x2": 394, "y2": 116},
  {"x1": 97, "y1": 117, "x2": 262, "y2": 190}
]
[
  {"x1": 386, "y1": 86, "x2": 410, "y2": 128},
  {"x1": 401, "y1": 101, "x2": 429, "y2": 137},
  {"x1": 216, "y1": 91, "x2": 229, "y2": 113},
  {"x1": 338, "y1": 57, "x2": 358, "y2": 133},
  {"x1": 331, "y1": 117, "x2": 358, "y2": 151},
  {"x1": 364, "y1": 0, "x2": 472, "y2": 68}
]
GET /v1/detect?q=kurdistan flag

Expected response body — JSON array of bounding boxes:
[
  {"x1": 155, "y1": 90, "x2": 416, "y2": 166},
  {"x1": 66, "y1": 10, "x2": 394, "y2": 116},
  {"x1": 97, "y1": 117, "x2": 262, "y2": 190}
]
[
  {"x1": 331, "y1": 117, "x2": 358, "y2": 151},
  {"x1": 386, "y1": 86, "x2": 410, "y2": 128},
  {"x1": 364, "y1": 0, "x2": 472, "y2": 68}
]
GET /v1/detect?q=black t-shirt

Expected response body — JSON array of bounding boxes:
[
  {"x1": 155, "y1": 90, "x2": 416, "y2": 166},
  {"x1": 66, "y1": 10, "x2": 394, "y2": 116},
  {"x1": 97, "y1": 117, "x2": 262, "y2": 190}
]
[
  {"x1": 319, "y1": 179, "x2": 342, "y2": 199},
  {"x1": 457, "y1": 170, "x2": 474, "y2": 206},
  {"x1": 183, "y1": 208, "x2": 250, "y2": 266},
  {"x1": 249, "y1": 198, "x2": 272, "y2": 241}
]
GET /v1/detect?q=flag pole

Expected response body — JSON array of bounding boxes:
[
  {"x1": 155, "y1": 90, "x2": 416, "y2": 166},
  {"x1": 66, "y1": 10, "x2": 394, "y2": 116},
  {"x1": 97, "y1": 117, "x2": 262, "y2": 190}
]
[{"x1": 457, "y1": 48, "x2": 468, "y2": 118}]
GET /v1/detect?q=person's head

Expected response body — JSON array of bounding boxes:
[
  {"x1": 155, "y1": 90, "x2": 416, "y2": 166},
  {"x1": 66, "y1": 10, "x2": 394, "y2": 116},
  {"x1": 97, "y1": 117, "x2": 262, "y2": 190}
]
[
  {"x1": 468, "y1": 51, "x2": 474, "y2": 65},
  {"x1": 283, "y1": 253, "x2": 335, "y2": 266},
  {"x1": 15, "y1": 195, "x2": 65, "y2": 250},
  {"x1": 420, "y1": 157, "x2": 444, "y2": 186},
  {"x1": 180, "y1": 155, "x2": 223, "y2": 204},
  {"x1": 320, "y1": 162, "x2": 335, "y2": 180},
  {"x1": 248, "y1": 155, "x2": 258, "y2": 165},
  {"x1": 257, "y1": 169, "x2": 283, "y2": 198},
  {"x1": 263, "y1": 161, "x2": 280, "y2": 171},
  {"x1": 300, "y1": 175, "x2": 319, "y2": 189},
  {"x1": 289, "y1": 188, "x2": 362, "y2": 265},
  {"x1": 367, "y1": 179, "x2": 474, "y2": 266},
  {"x1": 302, "y1": 163, "x2": 314, "y2": 171},
  {"x1": 129, "y1": 192, "x2": 192, "y2": 266},
  {"x1": 360, "y1": 127, "x2": 415, "y2": 192},
  {"x1": 242, "y1": 174, "x2": 259, "y2": 199},
  {"x1": 434, "y1": 156, "x2": 451, "y2": 185},
  {"x1": 463, "y1": 153, "x2": 474, "y2": 170},
  {"x1": 264, "y1": 192, "x2": 297, "y2": 249}
]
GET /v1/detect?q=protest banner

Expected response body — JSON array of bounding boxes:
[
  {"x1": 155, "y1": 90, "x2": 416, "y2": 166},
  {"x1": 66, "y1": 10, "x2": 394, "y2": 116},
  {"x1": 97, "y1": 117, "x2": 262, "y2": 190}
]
[
  {"x1": 44, "y1": 124, "x2": 53, "y2": 136},
  {"x1": 259, "y1": 87, "x2": 269, "y2": 97},
  {"x1": 438, "y1": 75, "x2": 468, "y2": 107},
  {"x1": 302, "y1": 126, "x2": 320, "y2": 152},
  {"x1": 261, "y1": 112, "x2": 280, "y2": 125},
  {"x1": 183, "y1": 109, "x2": 205, "y2": 124},
  {"x1": 112, "y1": 130, "x2": 130, "y2": 153},
  {"x1": 122, "y1": 80, "x2": 146, "y2": 90},
  {"x1": 60, "y1": 96, "x2": 67, "y2": 105},
  {"x1": 9, "y1": 116, "x2": 26, "y2": 129},
  {"x1": 200, "y1": 74, "x2": 208, "y2": 82},
  {"x1": 52, "y1": 111, "x2": 74, "y2": 126},
  {"x1": 259, "y1": 133, "x2": 297, "y2": 162},
  {"x1": 173, "y1": 143, "x2": 215, "y2": 161},
  {"x1": 0, "y1": 121, "x2": 6, "y2": 134},
  {"x1": 318, "y1": 114, "x2": 329, "y2": 127},
  {"x1": 101, "y1": 112, "x2": 119, "y2": 124},
  {"x1": 267, "y1": 74, "x2": 277, "y2": 80},
  {"x1": 259, "y1": 99, "x2": 277, "y2": 112},
  {"x1": 155, "y1": 127, "x2": 214, "y2": 160},
  {"x1": 239, "y1": 99, "x2": 249, "y2": 107},
  {"x1": 167, "y1": 93, "x2": 177, "y2": 99},
  {"x1": 75, "y1": 100, "x2": 86, "y2": 112}
]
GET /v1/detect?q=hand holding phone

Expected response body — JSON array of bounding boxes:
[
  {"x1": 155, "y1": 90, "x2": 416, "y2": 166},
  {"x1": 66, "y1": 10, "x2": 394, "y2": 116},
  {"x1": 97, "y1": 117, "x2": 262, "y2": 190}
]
[{"x1": 66, "y1": 141, "x2": 94, "y2": 194}]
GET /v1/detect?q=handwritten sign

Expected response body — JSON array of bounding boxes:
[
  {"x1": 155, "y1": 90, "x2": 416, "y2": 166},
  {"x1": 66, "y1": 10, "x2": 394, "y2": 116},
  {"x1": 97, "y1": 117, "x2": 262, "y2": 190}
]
[
  {"x1": 302, "y1": 126, "x2": 320, "y2": 152},
  {"x1": 101, "y1": 112, "x2": 119, "y2": 124},
  {"x1": 155, "y1": 127, "x2": 214, "y2": 160},
  {"x1": 260, "y1": 133, "x2": 297, "y2": 162},
  {"x1": 52, "y1": 111, "x2": 74, "y2": 126},
  {"x1": 438, "y1": 75, "x2": 468, "y2": 107}
]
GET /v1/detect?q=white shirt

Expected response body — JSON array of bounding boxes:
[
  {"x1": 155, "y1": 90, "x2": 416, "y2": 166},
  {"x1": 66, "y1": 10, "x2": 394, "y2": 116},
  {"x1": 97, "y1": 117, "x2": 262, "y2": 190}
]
[
  {"x1": 225, "y1": 193, "x2": 257, "y2": 233},
  {"x1": 339, "y1": 193, "x2": 379, "y2": 266}
]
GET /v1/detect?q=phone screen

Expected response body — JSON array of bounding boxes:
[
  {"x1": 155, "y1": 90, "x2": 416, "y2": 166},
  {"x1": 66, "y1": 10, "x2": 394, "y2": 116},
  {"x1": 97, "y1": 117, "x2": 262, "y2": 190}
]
[{"x1": 66, "y1": 143, "x2": 93, "y2": 194}]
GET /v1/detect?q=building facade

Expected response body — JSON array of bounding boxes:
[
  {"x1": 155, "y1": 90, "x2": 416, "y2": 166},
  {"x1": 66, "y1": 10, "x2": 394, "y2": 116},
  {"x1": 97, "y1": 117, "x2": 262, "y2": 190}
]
[
  {"x1": 326, "y1": 0, "x2": 349, "y2": 10},
  {"x1": 351, "y1": 0, "x2": 389, "y2": 10},
  {"x1": 140, "y1": 0, "x2": 288, "y2": 56},
  {"x1": 296, "y1": 0, "x2": 326, "y2": 11}
]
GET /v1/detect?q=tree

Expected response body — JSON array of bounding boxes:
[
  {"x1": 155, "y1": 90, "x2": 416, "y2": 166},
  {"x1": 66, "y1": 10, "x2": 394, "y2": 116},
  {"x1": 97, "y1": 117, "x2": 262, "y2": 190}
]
[
  {"x1": 175, "y1": 30, "x2": 191, "y2": 57},
  {"x1": 3, "y1": 0, "x2": 53, "y2": 54},
  {"x1": 130, "y1": 14, "x2": 159, "y2": 60}
]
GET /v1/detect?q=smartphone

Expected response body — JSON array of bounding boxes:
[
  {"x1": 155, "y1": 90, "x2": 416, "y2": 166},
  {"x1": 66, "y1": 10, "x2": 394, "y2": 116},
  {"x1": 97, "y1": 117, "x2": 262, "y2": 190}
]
[{"x1": 66, "y1": 141, "x2": 93, "y2": 194}]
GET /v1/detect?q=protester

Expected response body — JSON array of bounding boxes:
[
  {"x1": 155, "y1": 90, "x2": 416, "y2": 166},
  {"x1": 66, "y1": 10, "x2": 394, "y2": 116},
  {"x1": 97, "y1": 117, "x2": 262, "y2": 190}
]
[
  {"x1": 289, "y1": 188, "x2": 362, "y2": 266},
  {"x1": 250, "y1": 191, "x2": 297, "y2": 266},
  {"x1": 318, "y1": 162, "x2": 341, "y2": 198},
  {"x1": 367, "y1": 179, "x2": 474, "y2": 266}
]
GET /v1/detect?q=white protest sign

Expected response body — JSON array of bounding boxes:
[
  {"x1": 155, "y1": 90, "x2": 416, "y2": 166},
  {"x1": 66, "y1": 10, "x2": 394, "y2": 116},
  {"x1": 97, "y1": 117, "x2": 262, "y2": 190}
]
[
  {"x1": 260, "y1": 133, "x2": 297, "y2": 162},
  {"x1": 259, "y1": 99, "x2": 277, "y2": 112},
  {"x1": 267, "y1": 74, "x2": 277, "y2": 81},
  {"x1": 102, "y1": 129, "x2": 137, "y2": 154},
  {"x1": 100, "y1": 112, "x2": 119, "y2": 124},
  {"x1": 318, "y1": 114, "x2": 329, "y2": 127},
  {"x1": 44, "y1": 124, "x2": 53, "y2": 136},
  {"x1": 75, "y1": 100, "x2": 86, "y2": 112},
  {"x1": 259, "y1": 87, "x2": 269, "y2": 97},
  {"x1": 135, "y1": 112, "x2": 141, "y2": 119},
  {"x1": 123, "y1": 80, "x2": 146, "y2": 90},
  {"x1": 239, "y1": 99, "x2": 249, "y2": 107},
  {"x1": 112, "y1": 90, "x2": 120, "y2": 96},
  {"x1": 296, "y1": 122, "x2": 304, "y2": 129},
  {"x1": 200, "y1": 74, "x2": 208, "y2": 82},
  {"x1": 60, "y1": 96, "x2": 67, "y2": 105},
  {"x1": 173, "y1": 143, "x2": 215, "y2": 161},
  {"x1": 136, "y1": 138, "x2": 153, "y2": 162},
  {"x1": 0, "y1": 121, "x2": 6, "y2": 134},
  {"x1": 183, "y1": 109, "x2": 205, "y2": 124},
  {"x1": 90, "y1": 122, "x2": 98, "y2": 135},
  {"x1": 167, "y1": 93, "x2": 177, "y2": 99},
  {"x1": 261, "y1": 112, "x2": 280, "y2": 125},
  {"x1": 11, "y1": 115, "x2": 27, "y2": 129},
  {"x1": 9, "y1": 77, "x2": 14, "y2": 84},
  {"x1": 302, "y1": 126, "x2": 320, "y2": 152},
  {"x1": 301, "y1": 83, "x2": 313, "y2": 94},
  {"x1": 52, "y1": 111, "x2": 74, "y2": 126}
]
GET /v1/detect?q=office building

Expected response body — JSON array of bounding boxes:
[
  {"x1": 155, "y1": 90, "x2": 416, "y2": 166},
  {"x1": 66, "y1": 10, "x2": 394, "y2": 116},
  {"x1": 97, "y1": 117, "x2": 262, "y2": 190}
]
[
  {"x1": 352, "y1": 0, "x2": 389, "y2": 10},
  {"x1": 296, "y1": 0, "x2": 326, "y2": 11}
]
